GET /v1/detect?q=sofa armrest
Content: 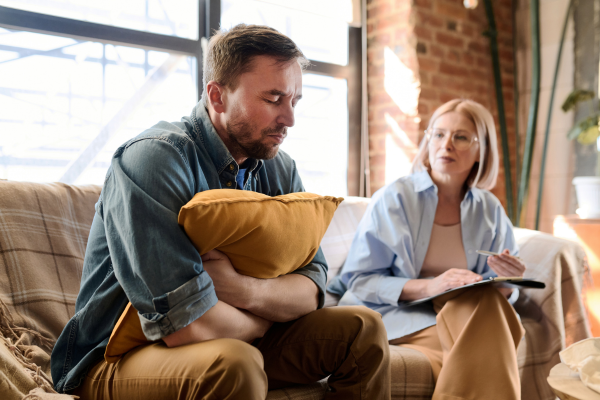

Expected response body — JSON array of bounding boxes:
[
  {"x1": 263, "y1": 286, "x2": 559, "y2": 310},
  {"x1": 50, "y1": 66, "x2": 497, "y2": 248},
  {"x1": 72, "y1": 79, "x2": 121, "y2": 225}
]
[{"x1": 513, "y1": 228, "x2": 592, "y2": 347}]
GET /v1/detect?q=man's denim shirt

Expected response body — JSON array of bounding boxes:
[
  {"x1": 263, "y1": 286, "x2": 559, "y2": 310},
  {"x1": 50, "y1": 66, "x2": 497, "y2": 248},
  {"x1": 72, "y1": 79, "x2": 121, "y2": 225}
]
[{"x1": 51, "y1": 102, "x2": 329, "y2": 393}]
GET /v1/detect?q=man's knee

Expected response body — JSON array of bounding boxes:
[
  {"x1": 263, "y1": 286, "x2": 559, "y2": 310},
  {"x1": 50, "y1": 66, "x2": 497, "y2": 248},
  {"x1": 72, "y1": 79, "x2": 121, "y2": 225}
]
[
  {"x1": 213, "y1": 339, "x2": 265, "y2": 376},
  {"x1": 356, "y1": 307, "x2": 388, "y2": 343},
  {"x1": 328, "y1": 306, "x2": 389, "y2": 348},
  {"x1": 199, "y1": 339, "x2": 268, "y2": 399},
  {"x1": 327, "y1": 307, "x2": 390, "y2": 387},
  {"x1": 336, "y1": 305, "x2": 385, "y2": 327}
]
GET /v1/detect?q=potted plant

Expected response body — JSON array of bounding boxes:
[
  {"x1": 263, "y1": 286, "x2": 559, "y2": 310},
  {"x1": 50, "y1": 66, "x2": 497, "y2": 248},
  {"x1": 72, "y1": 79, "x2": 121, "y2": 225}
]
[{"x1": 563, "y1": 89, "x2": 600, "y2": 218}]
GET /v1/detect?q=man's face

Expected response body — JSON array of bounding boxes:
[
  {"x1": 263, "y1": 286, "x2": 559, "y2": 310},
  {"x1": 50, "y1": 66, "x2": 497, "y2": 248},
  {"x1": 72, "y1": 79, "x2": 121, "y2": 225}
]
[{"x1": 222, "y1": 56, "x2": 303, "y2": 160}]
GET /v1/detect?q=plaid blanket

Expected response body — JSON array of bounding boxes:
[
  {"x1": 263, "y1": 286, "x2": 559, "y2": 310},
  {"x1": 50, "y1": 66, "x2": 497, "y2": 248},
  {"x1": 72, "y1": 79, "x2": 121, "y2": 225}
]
[
  {"x1": 513, "y1": 229, "x2": 592, "y2": 400},
  {"x1": 0, "y1": 287, "x2": 75, "y2": 400},
  {"x1": 0, "y1": 181, "x2": 101, "y2": 342}
]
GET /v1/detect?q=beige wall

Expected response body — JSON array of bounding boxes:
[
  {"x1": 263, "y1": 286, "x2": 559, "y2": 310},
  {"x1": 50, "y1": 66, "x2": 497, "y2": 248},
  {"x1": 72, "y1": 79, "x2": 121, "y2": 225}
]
[{"x1": 516, "y1": 0, "x2": 575, "y2": 232}]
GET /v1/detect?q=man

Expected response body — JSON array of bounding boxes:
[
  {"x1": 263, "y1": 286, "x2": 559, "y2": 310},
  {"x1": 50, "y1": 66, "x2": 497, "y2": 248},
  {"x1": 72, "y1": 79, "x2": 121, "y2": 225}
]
[{"x1": 51, "y1": 24, "x2": 390, "y2": 399}]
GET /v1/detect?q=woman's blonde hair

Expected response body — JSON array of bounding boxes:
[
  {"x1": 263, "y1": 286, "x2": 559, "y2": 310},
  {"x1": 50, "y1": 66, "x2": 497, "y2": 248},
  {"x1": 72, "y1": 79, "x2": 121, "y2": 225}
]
[{"x1": 411, "y1": 99, "x2": 499, "y2": 190}]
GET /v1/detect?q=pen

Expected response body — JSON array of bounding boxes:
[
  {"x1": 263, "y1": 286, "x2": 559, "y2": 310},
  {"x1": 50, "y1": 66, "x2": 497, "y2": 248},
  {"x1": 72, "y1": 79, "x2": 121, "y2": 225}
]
[{"x1": 476, "y1": 250, "x2": 522, "y2": 260}]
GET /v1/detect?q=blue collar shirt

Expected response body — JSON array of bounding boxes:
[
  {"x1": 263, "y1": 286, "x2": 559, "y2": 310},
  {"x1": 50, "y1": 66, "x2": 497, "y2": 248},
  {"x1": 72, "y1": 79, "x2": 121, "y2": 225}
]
[
  {"x1": 328, "y1": 171, "x2": 518, "y2": 340},
  {"x1": 51, "y1": 102, "x2": 328, "y2": 392}
]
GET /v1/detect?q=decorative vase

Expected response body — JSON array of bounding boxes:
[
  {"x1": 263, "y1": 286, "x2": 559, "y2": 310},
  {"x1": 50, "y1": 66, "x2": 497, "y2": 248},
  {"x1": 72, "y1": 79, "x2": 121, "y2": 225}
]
[{"x1": 573, "y1": 176, "x2": 600, "y2": 219}]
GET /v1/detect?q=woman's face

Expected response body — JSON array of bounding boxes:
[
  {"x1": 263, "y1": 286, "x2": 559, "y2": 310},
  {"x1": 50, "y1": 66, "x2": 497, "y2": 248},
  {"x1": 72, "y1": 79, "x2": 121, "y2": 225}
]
[{"x1": 428, "y1": 111, "x2": 480, "y2": 180}]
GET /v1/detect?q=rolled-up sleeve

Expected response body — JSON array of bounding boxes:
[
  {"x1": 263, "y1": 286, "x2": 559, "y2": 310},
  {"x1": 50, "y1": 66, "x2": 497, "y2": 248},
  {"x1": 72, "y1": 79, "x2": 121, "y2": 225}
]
[
  {"x1": 292, "y1": 248, "x2": 328, "y2": 308},
  {"x1": 102, "y1": 138, "x2": 217, "y2": 341}
]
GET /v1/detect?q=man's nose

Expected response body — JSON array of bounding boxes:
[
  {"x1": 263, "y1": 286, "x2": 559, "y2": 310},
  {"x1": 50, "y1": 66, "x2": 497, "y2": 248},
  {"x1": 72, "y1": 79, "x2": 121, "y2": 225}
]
[{"x1": 277, "y1": 102, "x2": 295, "y2": 128}]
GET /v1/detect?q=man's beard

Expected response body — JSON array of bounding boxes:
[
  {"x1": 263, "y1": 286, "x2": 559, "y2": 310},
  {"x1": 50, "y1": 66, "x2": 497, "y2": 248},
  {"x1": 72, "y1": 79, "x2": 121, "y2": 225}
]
[{"x1": 225, "y1": 118, "x2": 287, "y2": 161}]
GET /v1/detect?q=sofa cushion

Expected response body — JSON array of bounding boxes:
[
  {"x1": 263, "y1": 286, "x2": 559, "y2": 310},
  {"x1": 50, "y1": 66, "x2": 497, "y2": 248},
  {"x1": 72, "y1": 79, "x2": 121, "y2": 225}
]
[
  {"x1": 320, "y1": 196, "x2": 370, "y2": 283},
  {"x1": 0, "y1": 181, "x2": 101, "y2": 342},
  {"x1": 265, "y1": 380, "x2": 328, "y2": 400},
  {"x1": 388, "y1": 346, "x2": 434, "y2": 399}
]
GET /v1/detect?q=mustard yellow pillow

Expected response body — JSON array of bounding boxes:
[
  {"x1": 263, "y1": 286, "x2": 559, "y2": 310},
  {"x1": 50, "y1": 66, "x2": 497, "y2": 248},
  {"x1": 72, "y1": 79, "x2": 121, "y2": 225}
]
[
  {"x1": 178, "y1": 189, "x2": 343, "y2": 278},
  {"x1": 105, "y1": 302, "x2": 155, "y2": 363},
  {"x1": 105, "y1": 189, "x2": 343, "y2": 363}
]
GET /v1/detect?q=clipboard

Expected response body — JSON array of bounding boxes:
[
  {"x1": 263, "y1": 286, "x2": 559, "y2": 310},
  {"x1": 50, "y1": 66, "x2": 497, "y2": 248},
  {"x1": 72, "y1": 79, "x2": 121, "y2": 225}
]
[{"x1": 399, "y1": 277, "x2": 545, "y2": 307}]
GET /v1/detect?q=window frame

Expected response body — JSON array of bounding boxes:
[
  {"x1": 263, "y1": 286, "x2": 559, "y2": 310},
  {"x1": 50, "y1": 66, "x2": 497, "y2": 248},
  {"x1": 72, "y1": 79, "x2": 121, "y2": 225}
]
[{"x1": 0, "y1": 0, "x2": 361, "y2": 195}]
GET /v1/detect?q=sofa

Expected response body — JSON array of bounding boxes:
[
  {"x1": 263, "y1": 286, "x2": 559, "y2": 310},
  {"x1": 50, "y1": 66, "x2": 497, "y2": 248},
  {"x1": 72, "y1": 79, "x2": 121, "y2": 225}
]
[{"x1": 0, "y1": 181, "x2": 592, "y2": 400}]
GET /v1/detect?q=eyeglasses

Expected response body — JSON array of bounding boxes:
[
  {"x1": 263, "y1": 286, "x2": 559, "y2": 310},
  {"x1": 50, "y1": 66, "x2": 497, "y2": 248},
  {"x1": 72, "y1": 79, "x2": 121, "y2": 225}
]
[{"x1": 425, "y1": 128, "x2": 479, "y2": 151}]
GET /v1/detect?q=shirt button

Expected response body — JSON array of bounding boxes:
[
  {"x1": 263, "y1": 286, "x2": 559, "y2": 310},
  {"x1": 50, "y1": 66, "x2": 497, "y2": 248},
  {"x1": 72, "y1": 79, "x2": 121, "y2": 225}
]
[
  {"x1": 226, "y1": 181, "x2": 232, "y2": 187},
  {"x1": 229, "y1": 164, "x2": 234, "y2": 170}
]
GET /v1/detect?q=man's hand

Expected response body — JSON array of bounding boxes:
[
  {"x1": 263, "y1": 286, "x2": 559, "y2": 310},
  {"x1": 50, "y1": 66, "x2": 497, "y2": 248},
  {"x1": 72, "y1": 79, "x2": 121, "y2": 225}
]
[
  {"x1": 201, "y1": 249, "x2": 319, "y2": 322},
  {"x1": 487, "y1": 249, "x2": 526, "y2": 277},
  {"x1": 201, "y1": 250, "x2": 252, "y2": 309}
]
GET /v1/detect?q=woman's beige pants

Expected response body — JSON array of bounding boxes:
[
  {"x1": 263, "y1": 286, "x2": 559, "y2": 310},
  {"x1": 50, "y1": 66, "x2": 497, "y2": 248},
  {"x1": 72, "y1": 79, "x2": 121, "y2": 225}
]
[
  {"x1": 72, "y1": 306, "x2": 391, "y2": 400},
  {"x1": 391, "y1": 286, "x2": 525, "y2": 400}
]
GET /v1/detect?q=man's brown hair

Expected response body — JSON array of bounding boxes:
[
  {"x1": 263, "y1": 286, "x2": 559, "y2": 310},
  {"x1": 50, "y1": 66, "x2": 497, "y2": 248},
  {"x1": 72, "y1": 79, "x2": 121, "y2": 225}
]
[{"x1": 201, "y1": 24, "x2": 309, "y2": 104}]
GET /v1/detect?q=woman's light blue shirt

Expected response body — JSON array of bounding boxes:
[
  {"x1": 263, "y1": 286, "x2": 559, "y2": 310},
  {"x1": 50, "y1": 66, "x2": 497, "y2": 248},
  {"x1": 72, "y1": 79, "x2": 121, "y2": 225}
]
[{"x1": 327, "y1": 171, "x2": 519, "y2": 340}]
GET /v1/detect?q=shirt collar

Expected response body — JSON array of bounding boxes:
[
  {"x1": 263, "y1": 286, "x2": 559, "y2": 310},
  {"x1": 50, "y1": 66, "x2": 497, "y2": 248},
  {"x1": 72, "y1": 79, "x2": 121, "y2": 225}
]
[
  {"x1": 240, "y1": 158, "x2": 262, "y2": 174},
  {"x1": 190, "y1": 102, "x2": 236, "y2": 174},
  {"x1": 190, "y1": 102, "x2": 265, "y2": 175},
  {"x1": 411, "y1": 170, "x2": 435, "y2": 192},
  {"x1": 410, "y1": 170, "x2": 482, "y2": 202}
]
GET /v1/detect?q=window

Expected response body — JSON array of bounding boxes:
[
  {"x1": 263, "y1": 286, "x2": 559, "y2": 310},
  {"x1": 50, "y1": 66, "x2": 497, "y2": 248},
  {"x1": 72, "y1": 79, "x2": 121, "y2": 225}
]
[
  {"x1": 0, "y1": 28, "x2": 197, "y2": 184},
  {"x1": 0, "y1": 2, "x2": 204, "y2": 184},
  {"x1": 282, "y1": 74, "x2": 349, "y2": 196},
  {"x1": 221, "y1": 0, "x2": 349, "y2": 65},
  {"x1": 0, "y1": 0, "x2": 199, "y2": 39},
  {"x1": 0, "y1": 0, "x2": 362, "y2": 194}
]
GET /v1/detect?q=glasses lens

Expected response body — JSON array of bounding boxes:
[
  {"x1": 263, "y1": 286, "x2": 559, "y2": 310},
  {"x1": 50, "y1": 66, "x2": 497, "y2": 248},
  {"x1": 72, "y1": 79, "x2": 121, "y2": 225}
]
[
  {"x1": 429, "y1": 129, "x2": 446, "y2": 142},
  {"x1": 452, "y1": 131, "x2": 475, "y2": 150},
  {"x1": 428, "y1": 129, "x2": 476, "y2": 150}
]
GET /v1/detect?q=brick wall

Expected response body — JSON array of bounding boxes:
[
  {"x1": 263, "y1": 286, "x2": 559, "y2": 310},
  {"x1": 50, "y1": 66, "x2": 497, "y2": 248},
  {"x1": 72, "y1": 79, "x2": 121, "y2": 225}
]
[{"x1": 366, "y1": 0, "x2": 516, "y2": 207}]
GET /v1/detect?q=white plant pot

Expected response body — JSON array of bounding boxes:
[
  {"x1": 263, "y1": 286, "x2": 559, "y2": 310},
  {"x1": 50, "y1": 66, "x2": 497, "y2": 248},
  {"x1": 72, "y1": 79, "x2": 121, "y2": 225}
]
[{"x1": 572, "y1": 176, "x2": 600, "y2": 219}]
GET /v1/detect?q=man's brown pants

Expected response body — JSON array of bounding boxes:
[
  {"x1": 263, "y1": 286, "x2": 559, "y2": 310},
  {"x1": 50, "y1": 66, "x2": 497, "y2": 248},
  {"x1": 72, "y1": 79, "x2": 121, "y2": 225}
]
[
  {"x1": 73, "y1": 306, "x2": 391, "y2": 400},
  {"x1": 391, "y1": 286, "x2": 525, "y2": 400}
]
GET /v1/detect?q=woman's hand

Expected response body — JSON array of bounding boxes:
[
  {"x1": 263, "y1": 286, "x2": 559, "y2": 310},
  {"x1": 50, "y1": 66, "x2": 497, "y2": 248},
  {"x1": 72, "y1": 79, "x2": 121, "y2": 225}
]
[
  {"x1": 425, "y1": 268, "x2": 483, "y2": 297},
  {"x1": 399, "y1": 269, "x2": 483, "y2": 301},
  {"x1": 487, "y1": 249, "x2": 526, "y2": 278}
]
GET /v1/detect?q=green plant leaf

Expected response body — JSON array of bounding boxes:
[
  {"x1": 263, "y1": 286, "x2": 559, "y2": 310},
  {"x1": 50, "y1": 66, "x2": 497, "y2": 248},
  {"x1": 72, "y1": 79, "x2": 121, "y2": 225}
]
[
  {"x1": 567, "y1": 113, "x2": 600, "y2": 141},
  {"x1": 561, "y1": 89, "x2": 596, "y2": 112},
  {"x1": 576, "y1": 125, "x2": 600, "y2": 145},
  {"x1": 567, "y1": 118, "x2": 588, "y2": 140}
]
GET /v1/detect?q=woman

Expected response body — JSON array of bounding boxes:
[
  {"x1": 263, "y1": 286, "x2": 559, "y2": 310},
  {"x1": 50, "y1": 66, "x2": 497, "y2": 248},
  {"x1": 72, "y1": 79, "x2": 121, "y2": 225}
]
[{"x1": 328, "y1": 99, "x2": 526, "y2": 400}]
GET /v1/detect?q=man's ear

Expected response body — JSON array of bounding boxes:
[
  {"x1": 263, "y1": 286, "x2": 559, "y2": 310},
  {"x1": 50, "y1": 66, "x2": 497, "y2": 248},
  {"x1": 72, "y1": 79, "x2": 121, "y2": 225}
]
[{"x1": 206, "y1": 81, "x2": 226, "y2": 114}]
